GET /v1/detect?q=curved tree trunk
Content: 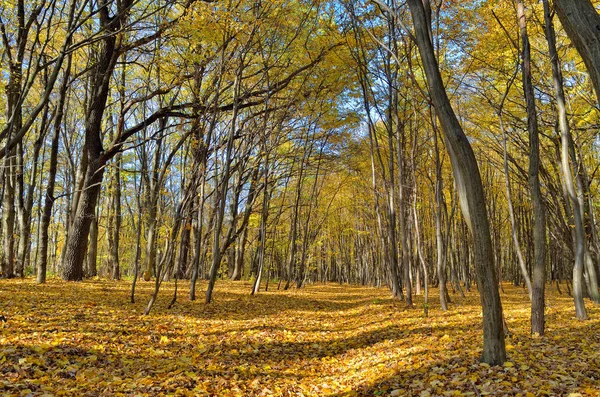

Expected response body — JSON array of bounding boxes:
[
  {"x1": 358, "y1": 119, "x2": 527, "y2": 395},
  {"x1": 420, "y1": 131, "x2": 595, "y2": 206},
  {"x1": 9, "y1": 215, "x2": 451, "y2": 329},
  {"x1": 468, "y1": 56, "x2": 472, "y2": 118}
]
[
  {"x1": 407, "y1": 0, "x2": 506, "y2": 365},
  {"x1": 553, "y1": 0, "x2": 600, "y2": 105},
  {"x1": 543, "y1": 0, "x2": 589, "y2": 320}
]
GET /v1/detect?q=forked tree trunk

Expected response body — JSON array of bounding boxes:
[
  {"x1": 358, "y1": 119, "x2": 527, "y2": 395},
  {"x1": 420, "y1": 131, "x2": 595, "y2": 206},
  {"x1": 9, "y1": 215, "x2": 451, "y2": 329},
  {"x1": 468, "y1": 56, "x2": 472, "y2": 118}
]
[
  {"x1": 61, "y1": 0, "x2": 126, "y2": 280},
  {"x1": 206, "y1": 69, "x2": 242, "y2": 304},
  {"x1": 497, "y1": 60, "x2": 532, "y2": 300}
]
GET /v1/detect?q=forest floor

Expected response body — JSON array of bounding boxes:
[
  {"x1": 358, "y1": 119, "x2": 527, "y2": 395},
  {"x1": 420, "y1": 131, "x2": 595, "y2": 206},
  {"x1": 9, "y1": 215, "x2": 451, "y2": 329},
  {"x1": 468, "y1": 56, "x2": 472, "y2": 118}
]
[{"x1": 0, "y1": 279, "x2": 599, "y2": 396}]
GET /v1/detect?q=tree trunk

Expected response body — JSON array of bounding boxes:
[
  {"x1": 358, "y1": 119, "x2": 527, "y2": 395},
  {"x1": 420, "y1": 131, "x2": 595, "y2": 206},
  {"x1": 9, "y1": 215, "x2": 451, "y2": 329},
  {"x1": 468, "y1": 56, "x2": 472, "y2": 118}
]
[
  {"x1": 190, "y1": 181, "x2": 206, "y2": 301},
  {"x1": 1, "y1": 154, "x2": 16, "y2": 279},
  {"x1": 37, "y1": 83, "x2": 65, "y2": 282},
  {"x1": 252, "y1": 154, "x2": 271, "y2": 295},
  {"x1": 62, "y1": 163, "x2": 104, "y2": 280},
  {"x1": 407, "y1": 0, "x2": 506, "y2": 364},
  {"x1": 37, "y1": 53, "x2": 70, "y2": 283},
  {"x1": 497, "y1": 61, "x2": 533, "y2": 299},
  {"x1": 206, "y1": 68, "x2": 242, "y2": 304},
  {"x1": 553, "y1": 0, "x2": 600, "y2": 105},
  {"x1": 517, "y1": 0, "x2": 546, "y2": 332},
  {"x1": 542, "y1": 0, "x2": 588, "y2": 320},
  {"x1": 109, "y1": 154, "x2": 122, "y2": 280},
  {"x1": 433, "y1": 124, "x2": 448, "y2": 311},
  {"x1": 61, "y1": 0, "x2": 124, "y2": 280},
  {"x1": 87, "y1": 209, "x2": 98, "y2": 278}
]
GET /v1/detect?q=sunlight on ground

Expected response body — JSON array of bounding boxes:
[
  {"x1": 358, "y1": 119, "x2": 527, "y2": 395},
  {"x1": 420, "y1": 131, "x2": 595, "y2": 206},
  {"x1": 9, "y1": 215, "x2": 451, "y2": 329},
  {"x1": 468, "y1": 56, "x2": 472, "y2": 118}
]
[{"x1": 0, "y1": 280, "x2": 599, "y2": 396}]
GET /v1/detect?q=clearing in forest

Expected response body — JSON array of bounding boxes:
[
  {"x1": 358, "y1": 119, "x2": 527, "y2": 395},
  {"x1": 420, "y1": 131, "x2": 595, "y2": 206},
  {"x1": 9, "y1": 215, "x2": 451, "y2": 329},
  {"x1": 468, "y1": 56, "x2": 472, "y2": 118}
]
[{"x1": 0, "y1": 280, "x2": 599, "y2": 396}]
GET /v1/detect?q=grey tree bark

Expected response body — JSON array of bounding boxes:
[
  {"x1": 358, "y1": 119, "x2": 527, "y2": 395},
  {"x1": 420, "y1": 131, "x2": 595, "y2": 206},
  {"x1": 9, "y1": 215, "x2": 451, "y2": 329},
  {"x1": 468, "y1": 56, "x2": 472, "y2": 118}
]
[
  {"x1": 37, "y1": 55, "x2": 72, "y2": 283},
  {"x1": 543, "y1": 0, "x2": 590, "y2": 319},
  {"x1": 432, "y1": 123, "x2": 448, "y2": 311},
  {"x1": 553, "y1": 0, "x2": 600, "y2": 105},
  {"x1": 206, "y1": 67, "x2": 242, "y2": 304},
  {"x1": 86, "y1": 209, "x2": 98, "y2": 277},
  {"x1": 517, "y1": 0, "x2": 546, "y2": 332},
  {"x1": 407, "y1": 0, "x2": 506, "y2": 364}
]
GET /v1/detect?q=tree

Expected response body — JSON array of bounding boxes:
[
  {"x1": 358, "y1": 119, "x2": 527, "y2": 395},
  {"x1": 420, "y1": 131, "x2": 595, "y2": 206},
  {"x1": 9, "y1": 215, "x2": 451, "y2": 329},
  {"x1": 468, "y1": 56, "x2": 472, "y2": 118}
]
[
  {"x1": 405, "y1": 0, "x2": 506, "y2": 364},
  {"x1": 516, "y1": 0, "x2": 547, "y2": 334},
  {"x1": 553, "y1": 0, "x2": 600, "y2": 105},
  {"x1": 543, "y1": 0, "x2": 592, "y2": 320}
]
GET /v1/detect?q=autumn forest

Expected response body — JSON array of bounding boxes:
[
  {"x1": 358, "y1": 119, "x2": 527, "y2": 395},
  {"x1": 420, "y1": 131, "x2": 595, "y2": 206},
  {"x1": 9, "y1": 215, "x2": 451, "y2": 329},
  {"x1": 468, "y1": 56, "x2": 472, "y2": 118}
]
[{"x1": 1, "y1": 0, "x2": 600, "y2": 395}]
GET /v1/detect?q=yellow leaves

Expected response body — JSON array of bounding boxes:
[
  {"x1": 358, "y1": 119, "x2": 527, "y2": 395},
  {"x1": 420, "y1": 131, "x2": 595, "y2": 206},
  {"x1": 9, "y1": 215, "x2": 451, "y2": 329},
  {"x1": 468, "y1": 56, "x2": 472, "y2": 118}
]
[{"x1": 1, "y1": 280, "x2": 600, "y2": 396}]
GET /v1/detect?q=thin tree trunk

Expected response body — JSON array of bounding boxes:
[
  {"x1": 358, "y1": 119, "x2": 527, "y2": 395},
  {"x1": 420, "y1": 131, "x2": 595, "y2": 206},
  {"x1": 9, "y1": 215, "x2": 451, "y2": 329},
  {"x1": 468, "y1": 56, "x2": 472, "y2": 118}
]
[
  {"x1": 413, "y1": 186, "x2": 429, "y2": 316},
  {"x1": 87, "y1": 208, "x2": 98, "y2": 277},
  {"x1": 498, "y1": 72, "x2": 532, "y2": 299},
  {"x1": 433, "y1": 124, "x2": 448, "y2": 311},
  {"x1": 37, "y1": 58, "x2": 68, "y2": 283},
  {"x1": 542, "y1": 0, "x2": 588, "y2": 320},
  {"x1": 130, "y1": 170, "x2": 142, "y2": 303},
  {"x1": 252, "y1": 166, "x2": 270, "y2": 295},
  {"x1": 517, "y1": 0, "x2": 547, "y2": 333},
  {"x1": 2, "y1": 153, "x2": 16, "y2": 278},
  {"x1": 206, "y1": 66, "x2": 242, "y2": 304}
]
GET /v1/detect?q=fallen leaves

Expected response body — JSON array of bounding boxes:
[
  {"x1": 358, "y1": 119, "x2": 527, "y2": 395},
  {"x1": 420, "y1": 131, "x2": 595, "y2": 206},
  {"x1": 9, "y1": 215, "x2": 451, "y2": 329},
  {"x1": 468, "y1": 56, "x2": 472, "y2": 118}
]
[{"x1": 0, "y1": 280, "x2": 599, "y2": 396}]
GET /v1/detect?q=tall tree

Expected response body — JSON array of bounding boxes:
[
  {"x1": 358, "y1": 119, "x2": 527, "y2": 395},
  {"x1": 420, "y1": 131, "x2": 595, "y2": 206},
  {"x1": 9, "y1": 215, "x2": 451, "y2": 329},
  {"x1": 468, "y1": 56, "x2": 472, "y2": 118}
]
[
  {"x1": 553, "y1": 0, "x2": 600, "y2": 105},
  {"x1": 406, "y1": 0, "x2": 506, "y2": 364},
  {"x1": 516, "y1": 0, "x2": 547, "y2": 334},
  {"x1": 543, "y1": 0, "x2": 591, "y2": 320}
]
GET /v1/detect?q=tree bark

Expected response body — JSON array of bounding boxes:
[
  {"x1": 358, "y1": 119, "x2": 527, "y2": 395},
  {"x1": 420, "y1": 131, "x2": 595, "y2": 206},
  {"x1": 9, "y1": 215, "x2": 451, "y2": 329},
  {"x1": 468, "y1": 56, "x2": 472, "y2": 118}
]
[
  {"x1": 553, "y1": 0, "x2": 600, "y2": 105},
  {"x1": 407, "y1": 0, "x2": 506, "y2": 364},
  {"x1": 2, "y1": 154, "x2": 16, "y2": 278},
  {"x1": 60, "y1": 0, "x2": 128, "y2": 280},
  {"x1": 542, "y1": 0, "x2": 588, "y2": 320},
  {"x1": 37, "y1": 56, "x2": 72, "y2": 283},
  {"x1": 433, "y1": 123, "x2": 448, "y2": 311},
  {"x1": 517, "y1": 0, "x2": 547, "y2": 332},
  {"x1": 86, "y1": 209, "x2": 99, "y2": 278},
  {"x1": 206, "y1": 68, "x2": 242, "y2": 304}
]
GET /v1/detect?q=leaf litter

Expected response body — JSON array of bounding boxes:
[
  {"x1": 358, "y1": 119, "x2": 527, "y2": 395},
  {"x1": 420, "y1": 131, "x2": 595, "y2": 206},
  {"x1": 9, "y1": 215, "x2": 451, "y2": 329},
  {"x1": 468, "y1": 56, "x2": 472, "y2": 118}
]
[{"x1": 0, "y1": 280, "x2": 599, "y2": 396}]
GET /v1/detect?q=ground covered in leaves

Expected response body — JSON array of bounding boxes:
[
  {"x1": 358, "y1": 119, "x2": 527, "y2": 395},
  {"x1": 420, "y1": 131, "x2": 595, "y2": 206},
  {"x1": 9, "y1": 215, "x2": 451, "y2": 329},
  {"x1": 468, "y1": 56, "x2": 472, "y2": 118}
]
[{"x1": 0, "y1": 279, "x2": 599, "y2": 396}]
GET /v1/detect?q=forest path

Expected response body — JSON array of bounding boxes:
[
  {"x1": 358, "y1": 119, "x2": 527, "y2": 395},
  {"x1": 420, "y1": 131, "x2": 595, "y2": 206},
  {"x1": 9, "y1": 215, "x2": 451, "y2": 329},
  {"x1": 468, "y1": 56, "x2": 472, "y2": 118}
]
[{"x1": 0, "y1": 280, "x2": 598, "y2": 396}]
